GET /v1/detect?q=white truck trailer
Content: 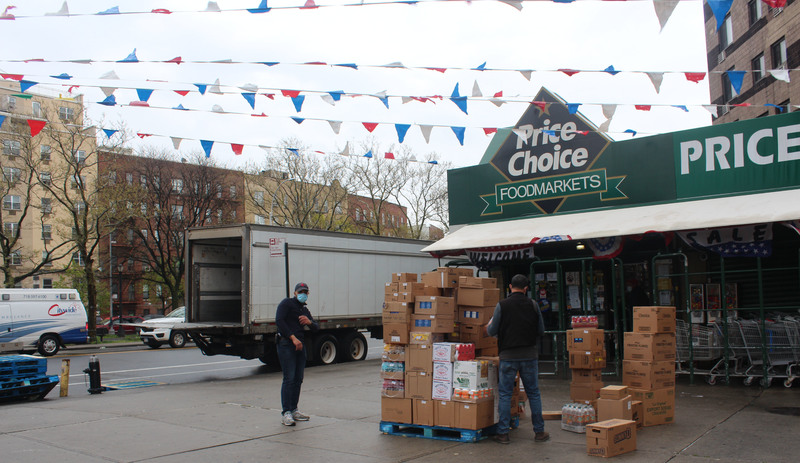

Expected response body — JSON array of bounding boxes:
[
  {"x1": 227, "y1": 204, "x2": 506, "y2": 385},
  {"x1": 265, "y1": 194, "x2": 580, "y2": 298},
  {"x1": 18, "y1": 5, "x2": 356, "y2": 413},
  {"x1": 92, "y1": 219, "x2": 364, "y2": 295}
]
[{"x1": 179, "y1": 224, "x2": 452, "y2": 366}]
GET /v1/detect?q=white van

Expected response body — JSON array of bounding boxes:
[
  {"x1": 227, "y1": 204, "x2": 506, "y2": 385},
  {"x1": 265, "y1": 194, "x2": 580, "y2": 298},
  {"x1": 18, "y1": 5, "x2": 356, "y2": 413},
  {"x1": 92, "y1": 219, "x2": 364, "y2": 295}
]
[{"x1": 0, "y1": 289, "x2": 89, "y2": 356}]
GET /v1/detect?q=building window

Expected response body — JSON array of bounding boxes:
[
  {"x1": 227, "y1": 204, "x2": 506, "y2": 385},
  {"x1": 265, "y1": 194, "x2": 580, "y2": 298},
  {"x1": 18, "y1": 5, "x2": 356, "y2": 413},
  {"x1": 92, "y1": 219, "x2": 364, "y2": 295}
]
[
  {"x1": 42, "y1": 224, "x2": 51, "y2": 240},
  {"x1": 172, "y1": 179, "x2": 183, "y2": 194},
  {"x1": 771, "y1": 38, "x2": 787, "y2": 69},
  {"x1": 776, "y1": 99, "x2": 790, "y2": 115},
  {"x1": 719, "y1": 14, "x2": 733, "y2": 50},
  {"x1": 3, "y1": 195, "x2": 21, "y2": 211},
  {"x1": 40, "y1": 145, "x2": 51, "y2": 160},
  {"x1": 229, "y1": 185, "x2": 237, "y2": 199},
  {"x1": 126, "y1": 229, "x2": 134, "y2": 242},
  {"x1": 254, "y1": 214, "x2": 266, "y2": 225},
  {"x1": 42, "y1": 278, "x2": 53, "y2": 289},
  {"x1": 171, "y1": 205, "x2": 184, "y2": 219},
  {"x1": 216, "y1": 184, "x2": 223, "y2": 198},
  {"x1": 41, "y1": 197, "x2": 52, "y2": 214},
  {"x1": 217, "y1": 209, "x2": 223, "y2": 222},
  {"x1": 4, "y1": 222, "x2": 19, "y2": 238},
  {"x1": 3, "y1": 140, "x2": 21, "y2": 156},
  {"x1": 72, "y1": 252, "x2": 84, "y2": 266},
  {"x1": 141, "y1": 229, "x2": 148, "y2": 240},
  {"x1": 59, "y1": 106, "x2": 74, "y2": 121},
  {"x1": 127, "y1": 257, "x2": 135, "y2": 271},
  {"x1": 4, "y1": 95, "x2": 16, "y2": 110},
  {"x1": 75, "y1": 201, "x2": 86, "y2": 215},
  {"x1": 143, "y1": 284, "x2": 149, "y2": 299},
  {"x1": 108, "y1": 171, "x2": 117, "y2": 185},
  {"x1": 752, "y1": 54, "x2": 765, "y2": 83},
  {"x1": 73, "y1": 150, "x2": 87, "y2": 164},
  {"x1": 721, "y1": 68, "x2": 735, "y2": 103},
  {"x1": 40, "y1": 171, "x2": 51, "y2": 186},
  {"x1": 254, "y1": 191, "x2": 264, "y2": 207},
  {"x1": 747, "y1": 0, "x2": 762, "y2": 25},
  {"x1": 140, "y1": 175, "x2": 147, "y2": 188},
  {"x1": 32, "y1": 101, "x2": 41, "y2": 118},
  {"x1": 42, "y1": 251, "x2": 53, "y2": 267},
  {"x1": 71, "y1": 175, "x2": 86, "y2": 189},
  {"x1": 231, "y1": 210, "x2": 236, "y2": 221},
  {"x1": 3, "y1": 167, "x2": 21, "y2": 183},
  {"x1": 9, "y1": 250, "x2": 21, "y2": 266}
]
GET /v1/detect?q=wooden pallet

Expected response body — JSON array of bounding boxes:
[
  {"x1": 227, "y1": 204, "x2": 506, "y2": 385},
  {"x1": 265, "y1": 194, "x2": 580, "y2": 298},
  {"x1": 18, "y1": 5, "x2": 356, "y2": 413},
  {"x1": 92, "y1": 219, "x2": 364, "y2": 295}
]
[
  {"x1": 379, "y1": 416, "x2": 519, "y2": 443},
  {"x1": 0, "y1": 375, "x2": 59, "y2": 402}
]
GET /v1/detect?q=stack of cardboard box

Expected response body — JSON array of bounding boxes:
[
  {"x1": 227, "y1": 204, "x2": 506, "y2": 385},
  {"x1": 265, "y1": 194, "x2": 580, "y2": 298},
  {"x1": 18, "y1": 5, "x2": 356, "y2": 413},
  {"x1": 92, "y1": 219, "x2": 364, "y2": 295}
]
[
  {"x1": 567, "y1": 326, "x2": 606, "y2": 407},
  {"x1": 456, "y1": 276, "x2": 500, "y2": 357},
  {"x1": 622, "y1": 306, "x2": 677, "y2": 427}
]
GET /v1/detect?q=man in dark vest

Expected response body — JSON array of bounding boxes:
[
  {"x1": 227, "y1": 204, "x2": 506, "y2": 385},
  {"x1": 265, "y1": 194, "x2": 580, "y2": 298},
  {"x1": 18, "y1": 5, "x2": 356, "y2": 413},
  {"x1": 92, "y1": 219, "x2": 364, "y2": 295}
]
[{"x1": 486, "y1": 274, "x2": 549, "y2": 444}]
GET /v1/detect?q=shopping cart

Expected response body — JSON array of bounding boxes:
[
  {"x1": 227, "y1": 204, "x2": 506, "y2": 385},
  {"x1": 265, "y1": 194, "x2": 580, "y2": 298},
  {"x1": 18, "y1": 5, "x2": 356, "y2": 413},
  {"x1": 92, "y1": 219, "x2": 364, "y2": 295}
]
[
  {"x1": 708, "y1": 319, "x2": 748, "y2": 385},
  {"x1": 738, "y1": 319, "x2": 767, "y2": 386},
  {"x1": 675, "y1": 319, "x2": 722, "y2": 384}
]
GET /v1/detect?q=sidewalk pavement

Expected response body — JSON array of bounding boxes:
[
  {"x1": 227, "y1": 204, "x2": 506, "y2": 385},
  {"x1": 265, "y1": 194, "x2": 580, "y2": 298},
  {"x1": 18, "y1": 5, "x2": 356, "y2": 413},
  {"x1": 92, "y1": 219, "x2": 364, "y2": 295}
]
[{"x1": 1, "y1": 358, "x2": 798, "y2": 463}]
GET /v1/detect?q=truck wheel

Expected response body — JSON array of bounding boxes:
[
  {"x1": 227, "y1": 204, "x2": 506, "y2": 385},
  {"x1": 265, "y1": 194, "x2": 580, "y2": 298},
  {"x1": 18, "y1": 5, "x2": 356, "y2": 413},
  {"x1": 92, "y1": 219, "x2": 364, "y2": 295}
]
[
  {"x1": 38, "y1": 334, "x2": 60, "y2": 356},
  {"x1": 315, "y1": 334, "x2": 339, "y2": 365},
  {"x1": 338, "y1": 331, "x2": 368, "y2": 362},
  {"x1": 169, "y1": 331, "x2": 187, "y2": 348},
  {"x1": 145, "y1": 339, "x2": 162, "y2": 349}
]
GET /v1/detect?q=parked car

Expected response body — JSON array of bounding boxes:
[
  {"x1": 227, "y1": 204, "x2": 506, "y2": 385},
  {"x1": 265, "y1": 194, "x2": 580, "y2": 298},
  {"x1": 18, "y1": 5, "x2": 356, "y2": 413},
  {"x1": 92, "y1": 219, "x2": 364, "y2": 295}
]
[
  {"x1": 139, "y1": 307, "x2": 188, "y2": 349},
  {"x1": 98, "y1": 316, "x2": 144, "y2": 336}
]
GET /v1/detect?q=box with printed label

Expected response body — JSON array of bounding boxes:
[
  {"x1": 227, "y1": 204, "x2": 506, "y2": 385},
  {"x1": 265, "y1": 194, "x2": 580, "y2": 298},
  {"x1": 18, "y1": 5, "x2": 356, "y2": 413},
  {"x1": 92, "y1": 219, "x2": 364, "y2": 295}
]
[
  {"x1": 586, "y1": 419, "x2": 637, "y2": 458},
  {"x1": 459, "y1": 324, "x2": 498, "y2": 349},
  {"x1": 432, "y1": 342, "x2": 475, "y2": 362},
  {"x1": 631, "y1": 400, "x2": 643, "y2": 428},
  {"x1": 434, "y1": 400, "x2": 456, "y2": 427},
  {"x1": 432, "y1": 379, "x2": 453, "y2": 400},
  {"x1": 622, "y1": 360, "x2": 676, "y2": 390},
  {"x1": 567, "y1": 328, "x2": 606, "y2": 351},
  {"x1": 405, "y1": 371, "x2": 433, "y2": 400},
  {"x1": 383, "y1": 323, "x2": 408, "y2": 344},
  {"x1": 624, "y1": 333, "x2": 676, "y2": 361},
  {"x1": 572, "y1": 369, "x2": 604, "y2": 384},
  {"x1": 457, "y1": 288, "x2": 501, "y2": 307},
  {"x1": 628, "y1": 387, "x2": 675, "y2": 426},
  {"x1": 381, "y1": 397, "x2": 413, "y2": 423},
  {"x1": 398, "y1": 282, "x2": 425, "y2": 294},
  {"x1": 392, "y1": 273, "x2": 418, "y2": 283},
  {"x1": 385, "y1": 282, "x2": 399, "y2": 294},
  {"x1": 421, "y1": 268, "x2": 472, "y2": 289},
  {"x1": 413, "y1": 399, "x2": 434, "y2": 426},
  {"x1": 454, "y1": 398, "x2": 495, "y2": 430},
  {"x1": 457, "y1": 307, "x2": 493, "y2": 325},
  {"x1": 414, "y1": 296, "x2": 455, "y2": 316},
  {"x1": 409, "y1": 332, "x2": 446, "y2": 345},
  {"x1": 432, "y1": 361, "x2": 453, "y2": 381},
  {"x1": 411, "y1": 314, "x2": 455, "y2": 333},
  {"x1": 396, "y1": 292, "x2": 417, "y2": 304},
  {"x1": 384, "y1": 293, "x2": 398, "y2": 303},
  {"x1": 406, "y1": 344, "x2": 433, "y2": 372},
  {"x1": 383, "y1": 302, "x2": 413, "y2": 325},
  {"x1": 597, "y1": 395, "x2": 633, "y2": 422},
  {"x1": 633, "y1": 306, "x2": 676, "y2": 333},
  {"x1": 570, "y1": 380, "x2": 604, "y2": 402},
  {"x1": 570, "y1": 350, "x2": 607, "y2": 369},
  {"x1": 453, "y1": 360, "x2": 490, "y2": 391},
  {"x1": 599, "y1": 385, "x2": 629, "y2": 400},
  {"x1": 381, "y1": 344, "x2": 406, "y2": 362},
  {"x1": 458, "y1": 276, "x2": 497, "y2": 289}
]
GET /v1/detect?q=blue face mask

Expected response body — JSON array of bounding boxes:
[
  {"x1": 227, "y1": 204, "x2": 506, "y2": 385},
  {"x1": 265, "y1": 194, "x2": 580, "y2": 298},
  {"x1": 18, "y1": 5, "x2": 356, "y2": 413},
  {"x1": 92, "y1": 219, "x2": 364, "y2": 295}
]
[{"x1": 297, "y1": 293, "x2": 308, "y2": 304}]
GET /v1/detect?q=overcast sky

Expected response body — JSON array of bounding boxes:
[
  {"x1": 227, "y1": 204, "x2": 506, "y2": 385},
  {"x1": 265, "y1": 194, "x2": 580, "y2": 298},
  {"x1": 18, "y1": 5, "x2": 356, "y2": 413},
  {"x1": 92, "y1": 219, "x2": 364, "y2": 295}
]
[{"x1": 0, "y1": 0, "x2": 711, "y2": 170}]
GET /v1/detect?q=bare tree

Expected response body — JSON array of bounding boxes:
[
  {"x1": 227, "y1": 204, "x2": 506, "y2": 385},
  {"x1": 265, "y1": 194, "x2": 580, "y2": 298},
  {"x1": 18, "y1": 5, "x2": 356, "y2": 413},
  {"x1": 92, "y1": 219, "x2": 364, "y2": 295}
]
[
  {"x1": 346, "y1": 141, "x2": 407, "y2": 236},
  {"x1": 391, "y1": 150, "x2": 451, "y2": 239}
]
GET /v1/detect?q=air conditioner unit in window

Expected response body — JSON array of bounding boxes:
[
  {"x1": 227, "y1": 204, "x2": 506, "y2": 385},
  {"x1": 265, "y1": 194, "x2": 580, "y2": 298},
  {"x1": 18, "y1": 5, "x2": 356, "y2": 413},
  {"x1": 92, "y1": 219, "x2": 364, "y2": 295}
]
[{"x1": 717, "y1": 51, "x2": 726, "y2": 64}]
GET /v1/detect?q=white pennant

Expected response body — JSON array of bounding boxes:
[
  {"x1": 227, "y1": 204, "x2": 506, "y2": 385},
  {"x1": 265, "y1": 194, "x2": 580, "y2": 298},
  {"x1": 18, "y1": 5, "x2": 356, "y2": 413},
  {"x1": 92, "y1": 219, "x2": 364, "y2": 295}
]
[
  {"x1": 45, "y1": 1, "x2": 69, "y2": 16},
  {"x1": 653, "y1": 0, "x2": 678, "y2": 32},
  {"x1": 769, "y1": 69, "x2": 790, "y2": 83},
  {"x1": 100, "y1": 70, "x2": 119, "y2": 80},
  {"x1": 500, "y1": 1, "x2": 523, "y2": 12},
  {"x1": 209, "y1": 78, "x2": 223, "y2": 95},
  {"x1": 512, "y1": 128, "x2": 531, "y2": 145},
  {"x1": 472, "y1": 81, "x2": 483, "y2": 98},
  {"x1": 646, "y1": 72, "x2": 664, "y2": 93},
  {"x1": 239, "y1": 83, "x2": 258, "y2": 92},
  {"x1": 384, "y1": 62, "x2": 405, "y2": 68},
  {"x1": 599, "y1": 119, "x2": 612, "y2": 133},
  {"x1": 320, "y1": 94, "x2": 336, "y2": 106},
  {"x1": 703, "y1": 105, "x2": 718, "y2": 117},
  {"x1": 100, "y1": 87, "x2": 117, "y2": 97},
  {"x1": 341, "y1": 142, "x2": 351, "y2": 156},
  {"x1": 401, "y1": 96, "x2": 414, "y2": 104},
  {"x1": 206, "y1": 2, "x2": 221, "y2": 12},
  {"x1": 519, "y1": 70, "x2": 532, "y2": 81},
  {"x1": 490, "y1": 98, "x2": 505, "y2": 108},
  {"x1": 328, "y1": 120, "x2": 342, "y2": 134},
  {"x1": 420, "y1": 125, "x2": 433, "y2": 144},
  {"x1": 602, "y1": 104, "x2": 617, "y2": 120},
  {"x1": 171, "y1": 137, "x2": 182, "y2": 150},
  {"x1": 211, "y1": 104, "x2": 224, "y2": 113}
]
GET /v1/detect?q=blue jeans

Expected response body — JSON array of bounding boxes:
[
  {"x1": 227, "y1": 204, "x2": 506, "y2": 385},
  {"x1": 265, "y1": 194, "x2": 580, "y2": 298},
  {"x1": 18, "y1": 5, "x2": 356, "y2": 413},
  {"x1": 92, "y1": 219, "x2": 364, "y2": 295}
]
[
  {"x1": 277, "y1": 338, "x2": 306, "y2": 414},
  {"x1": 497, "y1": 359, "x2": 545, "y2": 435}
]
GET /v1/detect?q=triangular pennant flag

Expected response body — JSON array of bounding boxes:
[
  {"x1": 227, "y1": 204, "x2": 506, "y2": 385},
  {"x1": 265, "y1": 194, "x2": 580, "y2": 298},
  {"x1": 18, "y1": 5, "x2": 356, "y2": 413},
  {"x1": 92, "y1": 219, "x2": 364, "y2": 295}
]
[
  {"x1": 287, "y1": 148, "x2": 300, "y2": 156},
  {"x1": 384, "y1": 62, "x2": 405, "y2": 68},
  {"x1": 328, "y1": 90, "x2": 344, "y2": 101},
  {"x1": 241, "y1": 92, "x2": 256, "y2": 109},
  {"x1": 99, "y1": 94, "x2": 117, "y2": 106},
  {"x1": 707, "y1": 0, "x2": 734, "y2": 30},
  {"x1": 50, "y1": 73, "x2": 72, "y2": 80},
  {"x1": 602, "y1": 104, "x2": 616, "y2": 119},
  {"x1": 152, "y1": 9, "x2": 172, "y2": 14},
  {"x1": 129, "y1": 101, "x2": 149, "y2": 107},
  {"x1": 211, "y1": 104, "x2": 224, "y2": 113},
  {"x1": 171, "y1": 137, "x2": 182, "y2": 150},
  {"x1": 764, "y1": 0, "x2": 787, "y2": 6},
  {"x1": 240, "y1": 83, "x2": 258, "y2": 92},
  {"x1": 1, "y1": 73, "x2": 23, "y2": 81},
  {"x1": 206, "y1": 2, "x2": 221, "y2": 12},
  {"x1": 472, "y1": 81, "x2": 482, "y2": 97},
  {"x1": 328, "y1": 120, "x2": 342, "y2": 134},
  {"x1": 100, "y1": 87, "x2": 117, "y2": 97},
  {"x1": 364, "y1": 150, "x2": 373, "y2": 159},
  {"x1": 0, "y1": 115, "x2": 5, "y2": 128},
  {"x1": 19, "y1": 80, "x2": 37, "y2": 92},
  {"x1": 567, "y1": 103, "x2": 580, "y2": 114},
  {"x1": 519, "y1": 70, "x2": 532, "y2": 81},
  {"x1": 363, "y1": 122, "x2": 379, "y2": 133},
  {"x1": 302, "y1": 0, "x2": 318, "y2": 9},
  {"x1": 100, "y1": 70, "x2": 119, "y2": 80},
  {"x1": 27, "y1": 119, "x2": 46, "y2": 137},
  {"x1": 321, "y1": 94, "x2": 336, "y2": 106},
  {"x1": 291, "y1": 95, "x2": 305, "y2": 112},
  {"x1": 341, "y1": 142, "x2": 351, "y2": 156},
  {"x1": 599, "y1": 119, "x2": 612, "y2": 133},
  {"x1": 703, "y1": 105, "x2": 719, "y2": 117},
  {"x1": 251, "y1": 112, "x2": 267, "y2": 117},
  {"x1": 194, "y1": 84, "x2": 207, "y2": 95},
  {"x1": 247, "y1": 0, "x2": 271, "y2": 13},
  {"x1": 451, "y1": 126, "x2": 466, "y2": 146},
  {"x1": 489, "y1": 91, "x2": 504, "y2": 108},
  {"x1": 102, "y1": 129, "x2": 118, "y2": 138},
  {"x1": 136, "y1": 88, "x2": 154, "y2": 102},
  {"x1": 512, "y1": 128, "x2": 531, "y2": 144},
  {"x1": 769, "y1": 69, "x2": 790, "y2": 83},
  {"x1": 231, "y1": 143, "x2": 244, "y2": 155},
  {"x1": 395, "y1": 124, "x2": 411, "y2": 143},
  {"x1": 685, "y1": 72, "x2": 706, "y2": 83},
  {"x1": 483, "y1": 127, "x2": 497, "y2": 135},
  {"x1": 450, "y1": 83, "x2": 468, "y2": 115},
  {"x1": 474, "y1": 62, "x2": 487, "y2": 71},
  {"x1": 635, "y1": 105, "x2": 651, "y2": 111},
  {"x1": 334, "y1": 63, "x2": 358, "y2": 69},
  {"x1": 385, "y1": 152, "x2": 395, "y2": 160},
  {"x1": 624, "y1": 129, "x2": 637, "y2": 137},
  {"x1": 136, "y1": 133, "x2": 152, "y2": 139},
  {"x1": 428, "y1": 160, "x2": 438, "y2": 165},
  {"x1": 118, "y1": 48, "x2": 139, "y2": 63},
  {"x1": 291, "y1": 117, "x2": 304, "y2": 124},
  {"x1": 559, "y1": 69, "x2": 580, "y2": 77},
  {"x1": 98, "y1": 6, "x2": 120, "y2": 15},
  {"x1": 46, "y1": 2, "x2": 69, "y2": 16},
  {"x1": 765, "y1": 103, "x2": 785, "y2": 113},
  {"x1": 500, "y1": 1, "x2": 523, "y2": 11},
  {"x1": 420, "y1": 125, "x2": 433, "y2": 144},
  {"x1": 426, "y1": 67, "x2": 447, "y2": 73},
  {"x1": 726, "y1": 70, "x2": 746, "y2": 95},
  {"x1": 173, "y1": 104, "x2": 188, "y2": 110},
  {"x1": 281, "y1": 89, "x2": 301, "y2": 98},
  {"x1": 646, "y1": 72, "x2": 664, "y2": 93},
  {"x1": 175, "y1": 90, "x2": 190, "y2": 96},
  {"x1": 672, "y1": 105, "x2": 689, "y2": 112},
  {"x1": 653, "y1": 0, "x2": 678, "y2": 32},
  {"x1": 209, "y1": 78, "x2": 223, "y2": 95},
  {"x1": 532, "y1": 101, "x2": 548, "y2": 112},
  {"x1": 201, "y1": 140, "x2": 214, "y2": 157},
  {"x1": 603, "y1": 65, "x2": 619, "y2": 76}
]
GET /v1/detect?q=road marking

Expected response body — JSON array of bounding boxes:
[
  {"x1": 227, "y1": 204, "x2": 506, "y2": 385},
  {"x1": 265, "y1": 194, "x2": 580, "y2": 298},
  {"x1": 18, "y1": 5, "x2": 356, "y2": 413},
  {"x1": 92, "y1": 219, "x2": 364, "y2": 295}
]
[
  {"x1": 101, "y1": 364, "x2": 259, "y2": 381},
  {"x1": 68, "y1": 358, "x2": 251, "y2": 379}
]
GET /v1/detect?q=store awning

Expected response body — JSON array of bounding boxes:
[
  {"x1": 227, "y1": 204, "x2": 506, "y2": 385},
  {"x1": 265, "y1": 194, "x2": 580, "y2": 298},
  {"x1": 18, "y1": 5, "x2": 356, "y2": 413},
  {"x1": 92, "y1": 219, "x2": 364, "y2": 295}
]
[{"x1": 422, "y1": 189, "x2": 800, "y2": 255}]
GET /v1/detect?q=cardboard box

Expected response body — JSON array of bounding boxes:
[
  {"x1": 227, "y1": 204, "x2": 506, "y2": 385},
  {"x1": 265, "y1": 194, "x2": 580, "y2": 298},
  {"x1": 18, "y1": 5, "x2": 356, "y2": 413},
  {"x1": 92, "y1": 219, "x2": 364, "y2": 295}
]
[
  {"x1": 628, "y1": 388, "x2": 675, "y2": 426},
  {"x1": 392, "y1": 273, "x2": 418, "y2": 283},
  {"x1": 406, "y1": 344, "x2": 433, "y2": 372},
  {"x1": 397, "y1": 292, "x2": 417, "y2": 304},
  {"x1": 457, "y1": 288, "x2": 501, "y2": 307},
  {"x1": 567, "y1": 328, "x2": 605, "y2": 351},
  {"x1": 572, "y1": 369, "x2": 604, "y2": 384},
  {"x1": 384, "y1": 282, "x2": 399, "y2": 293},
  {"x1": 381, "y1": 397, "x2": 412, "y2": 423},
  {"x1": 381, "y1": 368, "x2": 405, "y2": 381},
  {"x1": 456, "y1": 306, "x2": 493, "y2": 325},
  {"x1": 434, "y1": 400, "x2": 456, "y2": 427},
  {"x1": 383, "y1": 323, "x2": 408, "y2": 344},
  {"x1": 432, "y1": 379, "x2": 453, "y2": 400},
  {"x1": 412, "y1": 314, "x2": 455, "y2": 333},
  {"x1": 459, "y1": 324, "x2": 498, "y2": 349},
  {"x1": 624, "y1": 332, "x2": 676, "y2": 361},
  {"x1": 453, "y1": 360, "x2": 490, "y2": 390},
  {"x1": 398, "y1": 282, "x2": 425, "y2": 294},
  {"x1": 631, "y1": 400, "x2": 643, "y2": 428},
  {"x1": 543, "y1": 411, "x2": 562, "y2": 421},
  {"x1": 633, "y1": 306, "x2": 676, "y2": 333},
  {"x1": 383, "y1": 302, "x2": 413, "y2": 325},
  {"x1": 384, "y1": 293, "x2": 398, "y2": 303},
  {"x1": 381, "y1": 344, "x2": 406, "y2": 362},
  {"x1": 414, "y1": 296, "x2": 455, "y2": 316},
  {"x1": 413, "y1": 399, "x2": 435, "y2": 426},
  {"x1": 570, "y1": 380, "x2": 604, "y2": 402},
  {"x1": 421, "y1": 268, "x2": 472, "y2": 289},
  {"x1": 432, "y1": 361, "x2": 453, "y2": 381},
  {"x1": 622, "y1": 360, "x2": 676, "y2": 390},
  {"x1": 405, "y1": 371, "x2": 433, "y2": 400},
  {"x1": 597, "y1": 395, "x2": 633, "y2": 422},
  {"x1": 477, "y1": 346, "x2": 499, "y2": 357},
  {"x1": 586, "y1": 419, "x2": 637, "y2": 458},
  {"x1": 570, "y1": 350, "x2": 607, "y2": 369},
  {"x1": 432, "y1": 342, "x2": 474, "y2": 362},
  {"x1": 458, "y1": 276, "x2": 497, "y2": 289},
  {"x1": 454, "y1": 398, "x2": 495, "y2": 430},
  {"x1": 409, "y1": 332, "x2": 446, "y2": 345},
  {"x1": 599, "y1": 385, "x2": 629, "y2": 400}
]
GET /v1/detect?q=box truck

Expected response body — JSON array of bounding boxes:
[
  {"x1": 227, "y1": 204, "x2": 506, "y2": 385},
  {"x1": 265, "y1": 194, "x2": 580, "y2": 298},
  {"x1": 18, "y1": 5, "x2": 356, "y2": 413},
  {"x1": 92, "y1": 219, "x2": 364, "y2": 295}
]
[
  {"x1": 178, "y1": 224, "x2": 452, "y2": 366},
  {"x1": 0, "y1": 289, "x2": 88, "y2": 356}
]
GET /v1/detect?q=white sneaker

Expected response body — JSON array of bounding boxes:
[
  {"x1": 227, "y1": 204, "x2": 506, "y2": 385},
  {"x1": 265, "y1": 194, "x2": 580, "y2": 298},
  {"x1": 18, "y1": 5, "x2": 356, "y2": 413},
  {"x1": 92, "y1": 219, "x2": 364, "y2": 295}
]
[
  {"x1": 281, "y1": 411, "x2": 296, "y2": 426},
  {"x1": 292, "y1": 410, "x2": 310, "y2": 421}
]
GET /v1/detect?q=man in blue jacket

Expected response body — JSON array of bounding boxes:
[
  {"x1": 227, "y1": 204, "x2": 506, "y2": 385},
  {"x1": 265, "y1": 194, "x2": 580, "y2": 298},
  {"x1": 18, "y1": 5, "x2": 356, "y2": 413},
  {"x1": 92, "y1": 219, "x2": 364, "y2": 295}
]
[{"x1": 276, "y1": 282, "x2": 319, "y2": 426}]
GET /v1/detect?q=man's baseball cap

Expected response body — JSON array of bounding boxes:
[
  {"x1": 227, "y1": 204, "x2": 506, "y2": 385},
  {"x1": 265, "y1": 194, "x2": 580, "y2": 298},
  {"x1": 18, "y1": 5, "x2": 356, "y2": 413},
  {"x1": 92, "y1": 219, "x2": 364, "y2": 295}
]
[{"x1": 295, "y1": 282, "x2": 309, "y2": 293}]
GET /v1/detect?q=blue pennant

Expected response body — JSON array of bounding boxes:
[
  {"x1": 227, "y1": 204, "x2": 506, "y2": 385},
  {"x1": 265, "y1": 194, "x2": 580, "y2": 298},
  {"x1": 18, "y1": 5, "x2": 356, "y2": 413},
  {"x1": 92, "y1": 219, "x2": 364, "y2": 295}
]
[
  {"x1": 364, "y1": 150, "x2": 373, "y2": 158},
  {"x1": 201, "y1": 140, "x2": 214, "y2": 158},
  {"x1": 242, "y1": 92, "x2": 256, "y2": 109},
  {"x1": 765, "y1": 103, "x2": 784, "y2": 113},
  {"x1": 624, "y1": 129, "x2": 637, "y2": 137},
  {"x1": 291, "y1": 117, "x2": 305, "y2": 124},
  {"x1": 19, "y1": 80, "x2": 38, "y2": 92},
  {"x1": 474, "y1": 62, "x2": 487, "y2": 71},
  {"x1": 450, "y1": 83, "x2": 468, "y2": 115},
  {"x1": 118, "y1": 48, "x2": 138, "y2": 63},
  {"x1": 194, "y1": 84, "x2": 207, "y2": 95},
  {"x1": 247, "y1": 0, "x2": 271, "y2": 13},
  {"x1": 291, "y1": 95, "x2": 305, "y2": 112},
  {"x1": 334, "y1": 63, "x2": 358, "y2": 70},
  {"x1": 726, "y1": 70, "x2": 746, "y2": 96},
  {"x1": 708, "y1": 0, "x2": 734, "y2": 30},
  {"x1": 0, "y1": 115, "x2": 6, "y2": 129},
  {"x1": 136, "y1": 89, "x2": 153, "y2": 102},
  {"x1": 102, "y1": 129, "x2": 118, "y2": 138},
  {"x1": 50, "y1": 73, "x2": 72, "y2": 80},
  {"x1": 173, "y1": 104, "x2": 188, "y2": 111},
  {"x1": 328, "y1": 90, "x2": 344, "y2": 101},
  {"x1": 567, "y1": 103, "x2": 581, "y2": 114},
  {"x1": 287, "y1": 148, "x2": 300, "y2": 156},
  {"x1": 99, "y1": 95, "x2": 117, "y2": 106},
  {"x1": 428, "y1": 160, "x2": 438, "y2": 165},
  {"x1": 603, "y1": 65, "x2": 619, "y2": 76},
  {"x1": 451, "y1": 126, "x2": 466, "y2": 146},
  {"x1": 672, "y1": 105, "x2": 689, "y2": 112},
  {"x1": 98, "y1": 6, "x2": 120, "y2": 15},
  {"x1": 395, "y1": 124, "x2": 411, "y2": 143},
  {"x1": 378, "y1": 95, "x2": 389, "y2": 109},
  {"x1": 259, "y1": 62, "x2": 280, "y2": 66}
]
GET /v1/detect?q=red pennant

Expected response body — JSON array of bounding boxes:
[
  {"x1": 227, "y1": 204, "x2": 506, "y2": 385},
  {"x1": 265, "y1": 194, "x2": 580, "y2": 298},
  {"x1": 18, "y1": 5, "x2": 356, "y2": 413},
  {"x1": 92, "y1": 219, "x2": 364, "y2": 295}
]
[
  {"x1": 129, "y1": 101, "x2": 150, "y2": 107},
  {"x1": 174, "y1": 90, "x2": 190, "y2": 96},
  {"x1": 1, "y1": 73, "x2": 23, "y2": 81},
  {"x1": 577, "y1": 131, "x2": 589, "y2": 135},
  {"x1": 67, "y1": 85, "x2": 80, "y2": 93},
  {"x1": 231, "y1": 143, "x2": 244, "y2": 155},
  {"x1": 764, "y1": 0, "x2": 786, "y2": 7},
  {"x1": 634, "y1": 105, "x2": 651, "y2": 111},
  {"x1": 263, "y1": 93, "x2": 275, "y2": 100},
  {"x1": 426, "y1": 67, "x2": 447, "y2": 73},
  {"x1": 733, "y1": 103, "x2": 752, "y2": 107},
  {"x1": 251, "y1": 112, "x2": 268, "y2": 117},
  {"x1": 27, "y1": 119, "x2": 46, "y2": 137},
  {"x1": 685, "y1": 72, "x2": 706, "y2": 83},
  {"x1": 483, "y1": 127, "x2": 498, "y2": 135},
  {"x1": 137, "y1": 133, "x2": 153, "y2": 138},
  {"x1": 411, "y1": 96, "x2": 431, "y2": 103},
  {"x1": 558, "y1": 69, "x2": 580, "y2": 77},
  {"x1": 305, "y1": 61, "x2": 327, "y2": 65},
  {"x1": 166, "y1": 56, "x2": 183, "y2": 64},
  {"x1": 151, "y1": 8, "x2": 172, "y2": 14},
  {"x1": 532, "y1": 101, "x2": 547, "y2": 111},
  {"x1": 302, "y1": 0, "x2": 318, "y2": 8},
  {"x1": 363, "y1": 122, "x2": 378, "y2": 133},
  {"x1": 385, "y1": 152, "x2": 395, "y2": 159},
  {"x1": 24, "y1": 59, "x2": 44, "y2": 63},
  {"x1": 493, "y1": 91, "x2": 503, "y2": 98},
  {"x1": 281, "y1": 90, "x2": 301, "y2": 98}
]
